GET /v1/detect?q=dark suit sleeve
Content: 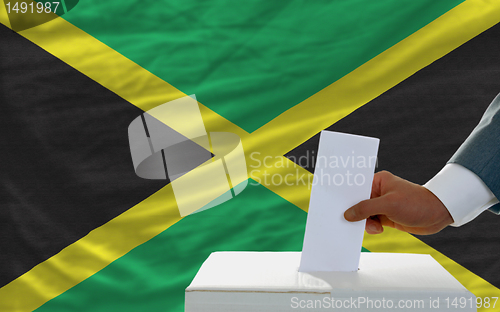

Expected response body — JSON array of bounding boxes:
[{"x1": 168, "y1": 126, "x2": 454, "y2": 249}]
[{"x1": 449, "y1": 93, "x2": 500, "y2": 214}]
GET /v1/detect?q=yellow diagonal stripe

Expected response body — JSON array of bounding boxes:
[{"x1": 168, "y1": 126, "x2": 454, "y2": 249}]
[
  {"x1": 0, "y1": 0, "x2": 11, "y2": 28},
  {"x1": 253, "y1": 0, "x2": 500, "y2": 158},
  {"x1": 0, "y1": 185, "x2": 180, "y2": 311},
  {"x1": 1, "y1": 0, "x2": 500, "y2": 311}
]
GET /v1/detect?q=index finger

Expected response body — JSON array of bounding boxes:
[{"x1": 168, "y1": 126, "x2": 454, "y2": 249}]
[{"x1": 344, "y1": 195, "x2": 395, "y2": 222}]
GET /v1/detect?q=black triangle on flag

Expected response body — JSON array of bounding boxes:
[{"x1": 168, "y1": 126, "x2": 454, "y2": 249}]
[{"x1": 0, "y1": 23, "x2": 166, "y2": 287}]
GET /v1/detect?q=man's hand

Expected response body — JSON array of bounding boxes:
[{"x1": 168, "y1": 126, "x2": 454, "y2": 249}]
[{"x1": 344, "y1": 171, "x2": 454, "y2": 235}]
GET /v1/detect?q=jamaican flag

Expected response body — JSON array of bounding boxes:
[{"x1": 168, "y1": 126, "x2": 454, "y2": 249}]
[{"x1": 1, "y1": 0, "x2": 500, "y2": 311}]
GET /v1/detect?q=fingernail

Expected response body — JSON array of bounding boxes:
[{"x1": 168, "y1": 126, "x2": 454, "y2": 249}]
[
  {"x1": 344, "y1": 209, "x2": 355, "y2": 221},
  {"x1": 368, "y1": 223, "x2": 379, "y2": 233}
]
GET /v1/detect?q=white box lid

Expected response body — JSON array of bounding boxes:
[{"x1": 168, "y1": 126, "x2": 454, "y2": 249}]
[{"x1": 186, "y1": 252, "x2": 470, "y2": 294}]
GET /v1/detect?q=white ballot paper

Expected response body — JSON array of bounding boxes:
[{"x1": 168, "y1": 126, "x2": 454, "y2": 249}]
[{"x1": 299, "y1": 131, "x2": 379, "y2": 272}]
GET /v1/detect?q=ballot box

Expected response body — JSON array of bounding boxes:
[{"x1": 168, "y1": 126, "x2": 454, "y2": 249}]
[
  {"x1": 185, "y1": 132, "x2": 475, "y2": 311},
  {"x1": 185, "y1": 251, "x2": 475, "y2": 312}
]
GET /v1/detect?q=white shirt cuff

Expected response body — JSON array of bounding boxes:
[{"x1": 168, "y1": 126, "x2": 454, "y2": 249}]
[{"x1": 423, "y1": 163, "x2": 499, "y2": 227}]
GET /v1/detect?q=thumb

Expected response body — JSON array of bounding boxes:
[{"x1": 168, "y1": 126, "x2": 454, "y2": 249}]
[{"x1": 344, "y1": 196, "x2": 391, "y2": 222}]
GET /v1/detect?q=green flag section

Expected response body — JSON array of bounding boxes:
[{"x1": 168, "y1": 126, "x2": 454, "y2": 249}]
[
  {"x1": 285, "y1": 21, "x2": 500, "y2": 287},
  {"x1": 34, "y1": 182, "x2": 310, "y2": 312},
  {"x1": 59, "y1": 0, "x2": 465, "y2": 133}
]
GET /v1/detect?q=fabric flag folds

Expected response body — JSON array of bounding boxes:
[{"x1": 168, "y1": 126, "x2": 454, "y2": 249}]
[{"x1": 1, "y1": 0, "x2": 500, "y2": 311}]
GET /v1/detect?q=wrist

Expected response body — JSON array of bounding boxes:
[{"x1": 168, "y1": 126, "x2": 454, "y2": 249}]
[{"x1": 421, "y1": 186, "x2": 454, "y2": 233}]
